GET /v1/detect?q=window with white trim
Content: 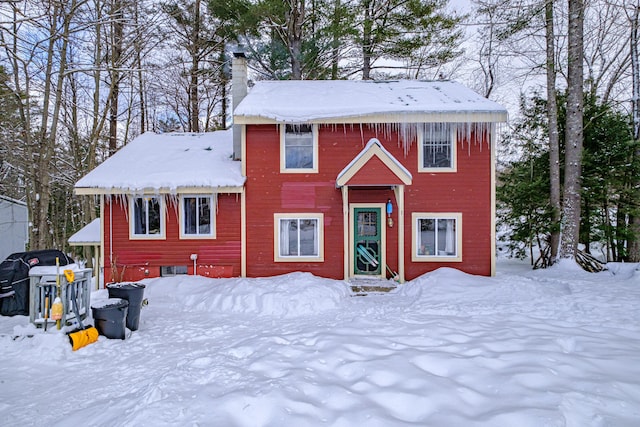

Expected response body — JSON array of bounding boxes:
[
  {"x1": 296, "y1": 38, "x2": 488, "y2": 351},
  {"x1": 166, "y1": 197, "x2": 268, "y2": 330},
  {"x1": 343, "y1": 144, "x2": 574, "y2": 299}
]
[
  {"x1": 418, "y1": 123, "x2": 456, "y2": 172},
  {"x1": 281, "y1": 124, "x2": 318, "y2": 173},
  {"x1": 131, "y1": 196, "x2": 164, "y2": 238},
  {"x1": 180, "y1": 195, "x2": 215, "y2": 238},
  {"x1": 274, "y1": 213, "x2": 324, "y2": 262},
  {"x1": 412, "y1": 213, "x2": 462, "y2": 262}
]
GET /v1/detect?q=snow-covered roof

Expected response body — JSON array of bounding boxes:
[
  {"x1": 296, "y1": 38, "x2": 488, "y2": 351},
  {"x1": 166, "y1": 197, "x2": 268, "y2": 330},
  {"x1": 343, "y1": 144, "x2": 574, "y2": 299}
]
[
  {"x1": 75, "y1": 130, "x2": 245, "y2": 194},
  {"x1": 68, "y1": 218, "x2": 100, "y2": 246},
  {"x1": 234, "y1": 80, "x2": 508, "y2": 124}
]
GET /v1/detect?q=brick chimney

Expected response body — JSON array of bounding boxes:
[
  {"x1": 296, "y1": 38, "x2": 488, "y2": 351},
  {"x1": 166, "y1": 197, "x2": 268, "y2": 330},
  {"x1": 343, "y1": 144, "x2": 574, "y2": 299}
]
[{"x1": 232, "y1": 48, "x2": 248, "y2": 161}]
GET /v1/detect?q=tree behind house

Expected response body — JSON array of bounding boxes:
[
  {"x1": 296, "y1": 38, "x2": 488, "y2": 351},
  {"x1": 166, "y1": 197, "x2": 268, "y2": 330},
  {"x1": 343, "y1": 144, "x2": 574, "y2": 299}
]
[{"x1": 498, "y1": 92, "x2": 637, "y2": 263}]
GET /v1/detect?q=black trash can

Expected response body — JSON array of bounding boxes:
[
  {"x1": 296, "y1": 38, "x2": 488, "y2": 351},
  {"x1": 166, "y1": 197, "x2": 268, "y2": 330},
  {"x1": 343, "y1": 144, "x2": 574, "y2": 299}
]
[
  {"x1": 107, "y1": 282, "x2": 146, "y2": 331},
  {"x1": 91, "y1": 298, "x2": 128, "y2": 340}
]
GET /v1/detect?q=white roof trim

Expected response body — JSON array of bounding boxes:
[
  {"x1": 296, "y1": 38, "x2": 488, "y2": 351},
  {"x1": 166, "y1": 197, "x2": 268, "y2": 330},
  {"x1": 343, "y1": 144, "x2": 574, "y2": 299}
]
[
  {"x1": 336, "y1": 138, "x2": 412, "y2": 187},
  {"x1": 74, "y1": 186, "x2": 244, "y2": 196},
  {"x1": 235, "y1": 111, "x2": 508, "y2": 125}
]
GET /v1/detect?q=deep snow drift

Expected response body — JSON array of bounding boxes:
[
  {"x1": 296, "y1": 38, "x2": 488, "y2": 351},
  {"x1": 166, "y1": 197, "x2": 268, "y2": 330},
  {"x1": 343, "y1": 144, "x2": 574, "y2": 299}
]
[{"x1": 1, "y1": 259, "x2": 639, "y2": 426}]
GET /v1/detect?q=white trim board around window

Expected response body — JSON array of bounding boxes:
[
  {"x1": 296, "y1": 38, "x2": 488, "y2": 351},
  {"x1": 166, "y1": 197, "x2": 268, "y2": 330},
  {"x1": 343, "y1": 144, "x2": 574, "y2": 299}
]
[
  {"x1": 280, "y1": 124, "x2": 319, "y2": 173},
  {"x1": 417, "y1": 123, "x2": 457, "y2": 173},
  {"x1": 179, "y1": 195, "x2": 216, "y2": 239},
  {"x1": 129, "y1": 195, "x2": 166, "y2": 240},
  {"x1": 412, "y1": 212, "x2": 462, "y2": 262},
  {"x1": 274, "y1": 213, "x2": 324, "y2": 262}
]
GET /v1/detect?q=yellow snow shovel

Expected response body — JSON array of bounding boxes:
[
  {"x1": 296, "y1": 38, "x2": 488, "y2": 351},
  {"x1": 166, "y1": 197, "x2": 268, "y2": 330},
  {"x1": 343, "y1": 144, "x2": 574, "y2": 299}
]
[{"x1": 65, "y1": 269, "x2": 99, "y2": 351}]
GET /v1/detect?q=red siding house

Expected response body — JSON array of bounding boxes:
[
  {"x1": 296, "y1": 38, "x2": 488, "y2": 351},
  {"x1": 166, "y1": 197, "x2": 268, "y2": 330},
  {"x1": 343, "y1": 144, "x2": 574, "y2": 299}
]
[
  {"x1": 75, "y1": 55, "x2": 507, "y2": 284},
  {"x1": 75, "y1": 131, "x2": 245, "y2": 283}
]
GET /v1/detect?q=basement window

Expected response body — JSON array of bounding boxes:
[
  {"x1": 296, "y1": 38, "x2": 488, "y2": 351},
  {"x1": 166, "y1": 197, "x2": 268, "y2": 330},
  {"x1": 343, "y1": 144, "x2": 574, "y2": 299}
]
[{"x1": 161, "y1": 266, "x2": 188, "y2": 276}]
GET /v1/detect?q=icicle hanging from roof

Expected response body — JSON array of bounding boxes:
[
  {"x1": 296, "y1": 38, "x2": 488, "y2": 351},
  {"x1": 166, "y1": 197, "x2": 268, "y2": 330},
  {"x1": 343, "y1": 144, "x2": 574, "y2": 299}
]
[{"x1": 313, "y1": 120, "x2": 496, "y2": 158}]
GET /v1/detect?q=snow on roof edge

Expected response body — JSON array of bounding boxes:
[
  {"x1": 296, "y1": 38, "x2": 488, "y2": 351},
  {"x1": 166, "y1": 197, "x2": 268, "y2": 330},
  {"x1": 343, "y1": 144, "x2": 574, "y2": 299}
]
[
  {"x1": 74, "y1": 130, "x2": 245, "y2": 194},
  {"x1": 234, "y1": 111, "x2": 509, "y2": 124},
  {"x1": 68, "y1": 218, "x2": 101, "y2": 245},
  {"x1": 234, "y1": 80, "x2": 509, "y2": 124}
]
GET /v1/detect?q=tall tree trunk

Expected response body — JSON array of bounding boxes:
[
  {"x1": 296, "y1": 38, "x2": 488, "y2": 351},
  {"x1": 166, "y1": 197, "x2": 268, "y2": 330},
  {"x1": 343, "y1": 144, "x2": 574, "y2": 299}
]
[
  {"x1": 331, "y1": 0, "x2": 341, "y2": 79},
  {"x1": 628, "y1": 2, "x2": 640, "y2": 262},
  {"x1": 31, "y1": 2, "x2": 62, "y2": 249},
  {"x1": 9, "y1": 4, "x2": 33, "y2": 239},
  {"x1": 362, "y1": 0, "x2": 373, "y2": 80},
  {"x1": 559, "y1": 0, "x2": 585, "y2": 259},
  {"x1": 286, "y1": 0, "x2": 304, "y2": 79},
  {"x1": 616, "y1": 201, "x2": 628, "y2": 261},
  {"x1": 219, "y1": 47, "x2": 228, "y2": 129},
  {"x1": 109, "y1": 0, "x2": 123, "y2": 154},
  {"x1": 189, "y1": 0, "x2": 201, "y2": 132},
  {"x1": 546, "y1": 0, "x2": 561, "y2": 263},
  {"x1": 134, "y1": 0, "x2": 146, "y2": 134}
]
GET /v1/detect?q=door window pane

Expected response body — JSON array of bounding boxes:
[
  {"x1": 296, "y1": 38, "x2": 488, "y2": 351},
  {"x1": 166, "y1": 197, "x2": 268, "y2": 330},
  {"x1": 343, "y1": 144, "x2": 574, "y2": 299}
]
[{"x1": 357, "y1": 211, "x2": 378, "y2": 236}]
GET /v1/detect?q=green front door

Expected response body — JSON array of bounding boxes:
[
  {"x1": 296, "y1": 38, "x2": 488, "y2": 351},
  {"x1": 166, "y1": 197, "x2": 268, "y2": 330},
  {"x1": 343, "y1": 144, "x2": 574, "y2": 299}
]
[{"x1": 354, "y1": 207, "x2": 382, "y2": 275}]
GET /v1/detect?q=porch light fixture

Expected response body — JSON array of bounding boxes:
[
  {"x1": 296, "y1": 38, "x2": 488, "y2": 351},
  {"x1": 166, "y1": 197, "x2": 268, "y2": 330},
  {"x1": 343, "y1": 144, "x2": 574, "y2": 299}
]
[{"x1": 386, "y1": 199, "x2": 394, "y2": 228}]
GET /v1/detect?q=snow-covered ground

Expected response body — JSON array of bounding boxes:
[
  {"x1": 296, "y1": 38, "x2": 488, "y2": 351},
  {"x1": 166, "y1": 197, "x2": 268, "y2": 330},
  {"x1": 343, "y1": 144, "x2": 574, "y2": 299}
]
[{"x1": 2, "y1": 258, "x2": 639, "y2": 426}]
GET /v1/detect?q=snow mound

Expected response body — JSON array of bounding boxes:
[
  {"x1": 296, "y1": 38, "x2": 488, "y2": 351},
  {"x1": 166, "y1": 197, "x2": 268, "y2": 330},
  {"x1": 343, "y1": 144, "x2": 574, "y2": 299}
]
[
  {"x1": 397, "y1": 267, "x2": 573, "y2": 316},
  {"x1": 143, "y1": 272, "x2": 352, "y2": 318},
  {"x1": 397, "y1": 267, "x2": 497, "y2": 300},
  {"x1": 605, "y1": 262, "x2": 640, "y2": 279}
]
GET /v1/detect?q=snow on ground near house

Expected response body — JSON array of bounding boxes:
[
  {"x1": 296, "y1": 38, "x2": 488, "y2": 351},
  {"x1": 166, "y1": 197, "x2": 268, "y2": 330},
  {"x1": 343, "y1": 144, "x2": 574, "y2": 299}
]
[
  {"x1": 74, "y1": 130, "x2": 245, "y2": 192},
  {"x1": 234, "y1": 80, "x2": 508, "y2": 123},
  {"x1": 2, "y1": 259, "x2": 640, "y2": 426}
]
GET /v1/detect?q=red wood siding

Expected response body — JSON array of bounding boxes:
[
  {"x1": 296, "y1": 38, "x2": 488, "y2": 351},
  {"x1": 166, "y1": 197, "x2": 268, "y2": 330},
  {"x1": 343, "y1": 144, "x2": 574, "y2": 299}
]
[
  {"x1": 405, "y1": 131, "x2": 492, "y2": 278},
  {"x1": 103, "y1": 193, "x2": 241, "y2": 283},
  {"x1": 345, "y1": 155, "x2": 406, "y2": 186},
  {"x1": 245, "y1": 124, "x2": 493, "y2": 280}
]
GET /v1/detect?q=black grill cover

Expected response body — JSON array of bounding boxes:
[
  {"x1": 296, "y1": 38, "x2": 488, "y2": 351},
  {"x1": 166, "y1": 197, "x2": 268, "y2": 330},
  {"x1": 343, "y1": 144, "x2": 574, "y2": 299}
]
[{"x1": 0, "y1": 250, "x2": 72, "y2": 316}]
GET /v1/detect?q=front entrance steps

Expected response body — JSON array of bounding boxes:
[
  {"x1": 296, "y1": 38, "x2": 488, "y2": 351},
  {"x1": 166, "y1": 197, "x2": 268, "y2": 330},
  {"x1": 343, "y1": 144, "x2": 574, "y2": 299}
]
[{"x1": 349, "y1": 277, "x2": 398, "y2": 296}]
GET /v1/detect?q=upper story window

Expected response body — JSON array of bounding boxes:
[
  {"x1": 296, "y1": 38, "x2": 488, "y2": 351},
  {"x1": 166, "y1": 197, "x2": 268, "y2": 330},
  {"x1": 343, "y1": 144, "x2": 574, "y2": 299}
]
[
  {"x1": 131, "y1": 196, "x2": 165, "y2": 239},
  {"x1": 281, "y1": 124, "x2": 318, "y2": 173},
  {"x1": 418, "y1": 123, "x2": 456, "y2": 172},
  {"x1": 180, "y1": 195, "x2": 215, "y2": 238}
]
